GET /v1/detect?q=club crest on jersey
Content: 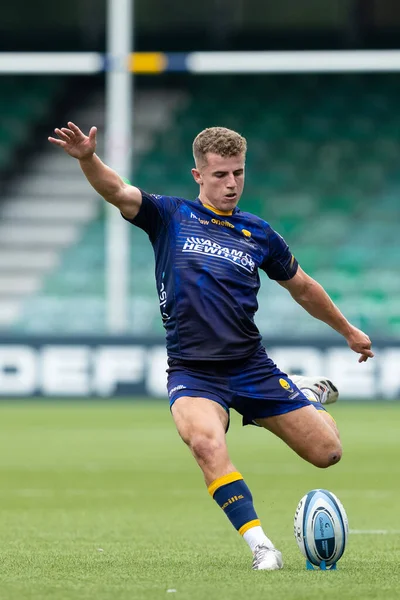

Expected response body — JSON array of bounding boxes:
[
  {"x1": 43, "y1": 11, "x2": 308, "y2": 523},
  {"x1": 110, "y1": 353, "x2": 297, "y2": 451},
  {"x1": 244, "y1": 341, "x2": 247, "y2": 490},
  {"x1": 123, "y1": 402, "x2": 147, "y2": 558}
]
[{"x1": 182, "y1": 237, "x2": 256, "y2": 273}]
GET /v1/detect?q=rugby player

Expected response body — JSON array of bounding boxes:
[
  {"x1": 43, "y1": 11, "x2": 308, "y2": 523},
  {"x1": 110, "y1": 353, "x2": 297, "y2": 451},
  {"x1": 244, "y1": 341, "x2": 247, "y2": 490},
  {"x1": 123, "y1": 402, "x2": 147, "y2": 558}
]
[{"x1": 49, "y1": 124, "x2": 373, "y2": 571}]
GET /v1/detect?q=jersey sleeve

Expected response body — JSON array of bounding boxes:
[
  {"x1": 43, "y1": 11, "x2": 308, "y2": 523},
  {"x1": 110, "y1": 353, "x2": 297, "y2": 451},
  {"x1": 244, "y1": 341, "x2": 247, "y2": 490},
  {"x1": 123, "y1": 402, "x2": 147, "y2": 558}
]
[
  {"x1": 121, "y1": 190, "x2": 180, "y2": 242},
  {"x1": 260, "y1": 226, "x2": 298, "y2": 281}
]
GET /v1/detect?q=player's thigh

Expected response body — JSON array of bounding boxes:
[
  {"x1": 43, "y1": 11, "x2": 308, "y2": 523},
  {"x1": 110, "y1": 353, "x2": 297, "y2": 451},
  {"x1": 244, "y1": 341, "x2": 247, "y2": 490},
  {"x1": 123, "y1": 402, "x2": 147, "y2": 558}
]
[
  {"x1": 172, "y1": 396, "x2": 234, "y2": 485},
  {"x1": 255, "y1": 405, "x2": 342, "y2": 468},
  {"x1": 171, "y1": 395, "x2": 229, "y2": 447}
]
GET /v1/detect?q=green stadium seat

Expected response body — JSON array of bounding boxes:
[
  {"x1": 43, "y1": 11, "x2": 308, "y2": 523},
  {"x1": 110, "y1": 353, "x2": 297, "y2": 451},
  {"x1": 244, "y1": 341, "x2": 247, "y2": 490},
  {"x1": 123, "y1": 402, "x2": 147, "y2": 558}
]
[{"x1": 0, "y1": 76, "x2": 64, "y2": 176}]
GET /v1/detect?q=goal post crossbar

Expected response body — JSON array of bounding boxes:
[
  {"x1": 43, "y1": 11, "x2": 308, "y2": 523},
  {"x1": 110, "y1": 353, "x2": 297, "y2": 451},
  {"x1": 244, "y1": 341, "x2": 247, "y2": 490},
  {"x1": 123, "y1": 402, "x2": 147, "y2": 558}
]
[{"x1": 1, "y1": 50, "x2": 400, "y2": 75}]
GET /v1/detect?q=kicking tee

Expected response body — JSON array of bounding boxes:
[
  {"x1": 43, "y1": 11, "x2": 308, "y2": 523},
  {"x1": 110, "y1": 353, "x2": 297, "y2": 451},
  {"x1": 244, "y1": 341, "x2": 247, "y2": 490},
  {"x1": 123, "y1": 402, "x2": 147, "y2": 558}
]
[{"x1": 122, "y1": 191, "x2": 298, "y2": 361}]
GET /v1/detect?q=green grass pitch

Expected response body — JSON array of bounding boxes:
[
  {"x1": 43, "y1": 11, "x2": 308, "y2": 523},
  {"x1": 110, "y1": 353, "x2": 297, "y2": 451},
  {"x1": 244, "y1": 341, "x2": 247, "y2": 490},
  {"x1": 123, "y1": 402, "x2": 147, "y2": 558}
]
[{"x1": 0, "y1": 401, "x2": 399, "y2": 600}]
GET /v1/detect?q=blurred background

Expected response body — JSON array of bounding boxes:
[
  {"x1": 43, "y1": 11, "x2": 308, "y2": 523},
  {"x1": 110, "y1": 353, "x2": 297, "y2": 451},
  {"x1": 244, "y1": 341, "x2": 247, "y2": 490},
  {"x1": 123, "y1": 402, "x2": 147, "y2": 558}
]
[{"x1": 1, "y1": 0, "x2": 400, "y2": 399}]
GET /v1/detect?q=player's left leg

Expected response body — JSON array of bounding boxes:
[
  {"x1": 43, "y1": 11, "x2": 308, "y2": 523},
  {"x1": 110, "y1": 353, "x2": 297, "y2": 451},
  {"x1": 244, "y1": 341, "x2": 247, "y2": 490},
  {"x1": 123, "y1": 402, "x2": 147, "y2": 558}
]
[
  {"x1": 230, "y1": 350, "x2": 342, "y2": 467},
  {"x1": 255, "y1": 405, "x2": 342, "y2": 468}
]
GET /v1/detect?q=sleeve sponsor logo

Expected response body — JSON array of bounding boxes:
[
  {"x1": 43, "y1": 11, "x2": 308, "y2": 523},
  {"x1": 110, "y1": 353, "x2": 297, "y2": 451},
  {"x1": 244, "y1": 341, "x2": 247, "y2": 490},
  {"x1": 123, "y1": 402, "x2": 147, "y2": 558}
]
[
  {"x1": 158, "y1": 282, "x2": 170, "y2": 321},
  {"x1": 182, "y1": 237, "x2": 256, "y2": 273}
]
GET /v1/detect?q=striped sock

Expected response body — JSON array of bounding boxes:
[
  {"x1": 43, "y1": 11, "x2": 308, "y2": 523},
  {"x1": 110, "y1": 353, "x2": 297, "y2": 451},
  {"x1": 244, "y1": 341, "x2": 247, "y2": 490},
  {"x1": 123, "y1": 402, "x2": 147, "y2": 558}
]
[{"x1": 208, "y1": 471, "x2": 273, "y2": 551}]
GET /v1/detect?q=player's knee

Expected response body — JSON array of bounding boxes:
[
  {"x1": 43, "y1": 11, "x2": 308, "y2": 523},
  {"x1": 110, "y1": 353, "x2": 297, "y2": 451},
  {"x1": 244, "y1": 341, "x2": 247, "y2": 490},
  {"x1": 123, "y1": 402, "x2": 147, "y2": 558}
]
[
  {"x1": 312, "y1": 443, "x2": 342, "y2": 469},
  {"x1": 189, "y1": 433, "x2": 226, "y2": 465}
]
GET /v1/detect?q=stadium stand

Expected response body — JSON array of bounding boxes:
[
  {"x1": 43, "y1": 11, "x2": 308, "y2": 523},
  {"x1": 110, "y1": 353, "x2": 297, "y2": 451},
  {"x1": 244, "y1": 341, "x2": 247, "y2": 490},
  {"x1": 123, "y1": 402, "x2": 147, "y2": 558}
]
[
  {"x1": 0, "y1": 77, "x2": 61, "y2": 172},
  {"x1": 0, "y1": 84, "x2": 187, "y2": 332},
  {"x1": 2, "y1": 75, "x2": 400, "y2": 336},
  {"x1": 0, "y1": 77, "x2": 68, "y2": 326}
]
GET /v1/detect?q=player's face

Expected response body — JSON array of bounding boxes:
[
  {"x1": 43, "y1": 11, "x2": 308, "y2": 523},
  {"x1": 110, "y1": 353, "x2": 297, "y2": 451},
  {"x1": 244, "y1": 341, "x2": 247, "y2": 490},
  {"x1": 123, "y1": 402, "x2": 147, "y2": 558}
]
[{"x1": 192, "y1": 153, "x2": 245, "y2": 213}]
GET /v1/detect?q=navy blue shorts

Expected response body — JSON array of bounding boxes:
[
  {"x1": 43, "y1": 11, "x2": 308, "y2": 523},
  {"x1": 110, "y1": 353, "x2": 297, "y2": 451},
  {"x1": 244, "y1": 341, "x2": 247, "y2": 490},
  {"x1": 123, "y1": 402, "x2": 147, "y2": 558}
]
[{"x1": 167, "y1": 346, "x2": 326, "y2": 427}]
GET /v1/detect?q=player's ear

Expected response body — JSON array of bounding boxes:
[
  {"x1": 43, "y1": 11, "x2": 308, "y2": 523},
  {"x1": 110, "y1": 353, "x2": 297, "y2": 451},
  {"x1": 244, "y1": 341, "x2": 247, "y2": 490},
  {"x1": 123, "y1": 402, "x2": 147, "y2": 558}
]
[{"x1": 192, "y1": 168, "x2": 202, "y2": 185}]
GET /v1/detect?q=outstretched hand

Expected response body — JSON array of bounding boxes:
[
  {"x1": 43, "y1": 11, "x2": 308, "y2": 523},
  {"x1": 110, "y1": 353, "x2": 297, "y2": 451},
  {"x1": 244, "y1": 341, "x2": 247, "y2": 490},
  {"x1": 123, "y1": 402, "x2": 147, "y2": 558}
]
[
  {"x1": 48, "y1": 122, "x2": 97, "y2": 160},
  {"x1": 345, "y1": 326, "x2": 374, "y2": 363}
]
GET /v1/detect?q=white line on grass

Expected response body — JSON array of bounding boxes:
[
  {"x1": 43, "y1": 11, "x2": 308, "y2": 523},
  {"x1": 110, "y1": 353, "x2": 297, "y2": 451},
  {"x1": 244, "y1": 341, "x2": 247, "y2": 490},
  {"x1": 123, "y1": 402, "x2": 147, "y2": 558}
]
[
  {"x1": 350, "y1": 529, "x2": 400, "y2": 535},
  {"x1": 0, "y1": 488, "x2": 140, "y2": 497}
]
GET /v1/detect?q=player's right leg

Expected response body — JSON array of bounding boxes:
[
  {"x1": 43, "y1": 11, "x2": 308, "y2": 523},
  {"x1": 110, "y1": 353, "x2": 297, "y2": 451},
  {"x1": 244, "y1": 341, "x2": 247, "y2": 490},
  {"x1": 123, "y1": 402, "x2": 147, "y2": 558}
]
[{"x1": 171, "y1": 395, "x2": 283, "y2": 570}]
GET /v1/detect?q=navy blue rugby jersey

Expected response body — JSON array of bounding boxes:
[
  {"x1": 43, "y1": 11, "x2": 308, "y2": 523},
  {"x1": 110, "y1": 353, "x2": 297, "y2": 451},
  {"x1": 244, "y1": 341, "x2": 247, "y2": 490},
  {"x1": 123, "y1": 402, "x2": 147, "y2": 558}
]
[{"x1": 122, "y1": 191, "x2": 298, "y2": 360}]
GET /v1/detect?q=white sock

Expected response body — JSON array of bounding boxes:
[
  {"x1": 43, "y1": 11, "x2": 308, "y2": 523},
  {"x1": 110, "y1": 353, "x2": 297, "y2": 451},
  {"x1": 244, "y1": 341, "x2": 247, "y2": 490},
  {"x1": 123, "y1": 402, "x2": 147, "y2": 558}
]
[
  {"x1": 243, "y1": 526, "x2": 275, "y2": 552},
  {"x1": 301, "y1": 388, "x2": 319, "y2": 402}
]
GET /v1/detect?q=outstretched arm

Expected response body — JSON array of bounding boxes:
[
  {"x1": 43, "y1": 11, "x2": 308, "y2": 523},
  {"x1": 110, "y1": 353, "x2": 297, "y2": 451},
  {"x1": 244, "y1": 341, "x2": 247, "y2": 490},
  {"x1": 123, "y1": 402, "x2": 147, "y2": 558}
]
[
  {"x1": 278, "y1": 266, "x2": 374, "y2": 363},
  {"x1": 48, "y1": 122, "x2": 141, "y2": 219}
]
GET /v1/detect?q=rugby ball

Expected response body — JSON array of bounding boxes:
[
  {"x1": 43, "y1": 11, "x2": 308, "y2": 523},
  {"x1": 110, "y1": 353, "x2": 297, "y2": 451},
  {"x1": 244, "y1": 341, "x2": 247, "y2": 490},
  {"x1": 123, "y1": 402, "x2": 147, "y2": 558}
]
[{"x1": 294, "y1": 489, "x2": 349, "y2": 567}]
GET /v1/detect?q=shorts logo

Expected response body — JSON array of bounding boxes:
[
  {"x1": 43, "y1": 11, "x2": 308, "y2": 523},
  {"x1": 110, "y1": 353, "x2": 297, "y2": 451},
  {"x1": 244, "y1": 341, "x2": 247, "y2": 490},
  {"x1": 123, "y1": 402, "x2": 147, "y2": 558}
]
[
  {"x1": 182, "y1": 237, "x2": 256, "y2": 273},
  {"x1": 169, "y1": 385, "x2": 187, "y2": 397},
  {"x1": 279, "y1": 378, "x2": 294, "y2": 392}
]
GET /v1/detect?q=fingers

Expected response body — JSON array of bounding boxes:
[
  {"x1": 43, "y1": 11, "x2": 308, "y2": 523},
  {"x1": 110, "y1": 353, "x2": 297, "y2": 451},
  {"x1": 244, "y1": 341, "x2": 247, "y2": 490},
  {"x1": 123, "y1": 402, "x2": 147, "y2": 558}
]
[
  {"x1": 49, "y1": 122, "x2": 96, "y2": 154},
  {"x1": 53, "y1": 128, "x2": 71, "y2": 142},
  {"x1": 49, "y1": 123, "x2": 92, "y2": 145},
  {"x1": 89, "y1": 126, "x2": 97, "y2": 141},
  {"x1": 358, "y1": 343, "x2": 374, "y2": 355},
  {"x1": 48, "y1": 136, "x2": 67, "y2": 147},
  {"x1": 61, "y1": 127, "x2": 74, "y2": 138},
  {"x1": 347, "y1": 329, "x2": 374, "y2": 363},
  {"x1": 357, "y1": 349, "x2": 374, "y2": 363},
  {"x1": 358, "y1": 354, "x2": 371, "y2": 363},
  {"x1": 68, "y1": 121, "x2": 84, "y2": 136}
]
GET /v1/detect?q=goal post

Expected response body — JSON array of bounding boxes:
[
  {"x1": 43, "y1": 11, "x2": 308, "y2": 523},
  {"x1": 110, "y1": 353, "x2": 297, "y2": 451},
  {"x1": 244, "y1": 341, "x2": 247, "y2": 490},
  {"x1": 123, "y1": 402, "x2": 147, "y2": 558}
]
[{"x1": 105, "y1": 0, "x2": 133, "y2": 333}]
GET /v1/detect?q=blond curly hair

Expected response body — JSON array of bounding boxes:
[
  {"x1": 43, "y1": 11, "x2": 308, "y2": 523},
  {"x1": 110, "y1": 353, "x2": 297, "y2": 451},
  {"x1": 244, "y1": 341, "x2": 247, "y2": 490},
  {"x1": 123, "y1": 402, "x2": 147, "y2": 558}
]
[{"x1": 193, "y1": 127, "x2": 247, "y2": 167}]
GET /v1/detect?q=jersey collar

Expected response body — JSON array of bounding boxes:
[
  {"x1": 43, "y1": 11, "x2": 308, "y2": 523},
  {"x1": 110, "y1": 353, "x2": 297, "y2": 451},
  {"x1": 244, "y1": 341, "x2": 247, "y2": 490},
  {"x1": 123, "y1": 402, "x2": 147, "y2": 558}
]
[{"x1": 195, "y1": 199, "x2": 239, "y2": 216}]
